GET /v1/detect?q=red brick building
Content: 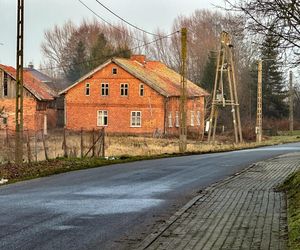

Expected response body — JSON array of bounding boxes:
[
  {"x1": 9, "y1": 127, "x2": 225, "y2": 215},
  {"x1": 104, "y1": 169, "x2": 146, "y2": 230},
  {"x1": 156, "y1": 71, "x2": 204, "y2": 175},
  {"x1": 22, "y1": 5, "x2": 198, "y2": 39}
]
[
  {"x1": 60, "y1": 55, "x2": 209, "y2": 136},
  {"x1": 0, "y1": 64, "x2": 57, "y2": 132}
]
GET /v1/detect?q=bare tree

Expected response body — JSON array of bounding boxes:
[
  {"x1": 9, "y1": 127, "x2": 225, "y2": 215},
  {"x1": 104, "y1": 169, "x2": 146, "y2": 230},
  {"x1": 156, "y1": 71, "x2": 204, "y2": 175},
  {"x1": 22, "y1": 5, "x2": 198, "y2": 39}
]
[
  {"x1": 40, "y1": 19, "x2": 135, "y2": 80},
  {"x1": 224, "y1": 0, "x2": 300, "y2": 64}
]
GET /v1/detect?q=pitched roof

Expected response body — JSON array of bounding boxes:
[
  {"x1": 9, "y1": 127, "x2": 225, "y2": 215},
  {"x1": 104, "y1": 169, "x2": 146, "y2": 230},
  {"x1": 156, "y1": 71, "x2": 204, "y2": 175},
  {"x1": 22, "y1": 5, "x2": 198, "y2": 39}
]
[
  {"x1": 60, "y1": 57, "x2": 209, "y2": 98},
  {"x1": 0, "y1": 64, "x2": 57, "y2": 101}
]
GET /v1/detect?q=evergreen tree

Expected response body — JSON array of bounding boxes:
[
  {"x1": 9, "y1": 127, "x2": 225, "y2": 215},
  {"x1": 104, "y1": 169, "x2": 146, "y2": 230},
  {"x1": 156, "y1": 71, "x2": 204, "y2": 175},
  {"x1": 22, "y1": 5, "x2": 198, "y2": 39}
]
[
  {"x1": 201, "y1": 51, "x2": 217, "y2": 92},
  {"x1": 89, "y1": 33, "x2": 112, "y2": 70},
  {"x1": 66, "y1": 41, "x2": 88, "y2": 82},
  {"x1": 88, "y1": 33, "x2": 132, "y2": 70},
  {"x1": 261, "y1": 31, "x2": 288, "y2": 118}
]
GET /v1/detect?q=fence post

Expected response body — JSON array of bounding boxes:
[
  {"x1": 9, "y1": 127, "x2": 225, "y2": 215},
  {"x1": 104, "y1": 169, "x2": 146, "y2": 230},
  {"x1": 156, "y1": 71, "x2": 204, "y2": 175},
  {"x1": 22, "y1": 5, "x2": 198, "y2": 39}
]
[
  {"x1": 80, "y1": 128, "x2": 84, "y2": 158},
  {"x1": 34, "y1": 132, "x2": 38, "y2": 162},
  {"x1": 102, "y1": 128, "x2": 105, "y2": 157},
  {"x1": 26, "y1": 130, "x2": 32, "y2": 163},
  {"x1": 92, "y1": 129, "x2": 95, "y2": 157},
  {"x1": 41, "y1": 130, "x2": 49, "y2": 161},
  {"x1": 62, "y1": 128, "x2": 68, "y2": 158},
  {"x1": 5, "y1": 127, "x2": 9, "y2": 145}
]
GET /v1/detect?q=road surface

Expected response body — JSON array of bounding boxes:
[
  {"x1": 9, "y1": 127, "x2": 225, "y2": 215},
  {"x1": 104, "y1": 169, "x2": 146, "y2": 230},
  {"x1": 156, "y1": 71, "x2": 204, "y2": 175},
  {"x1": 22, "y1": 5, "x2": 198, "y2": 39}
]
[{"x1": 0, "y1": 142, "x2": 300, "y2": 249}]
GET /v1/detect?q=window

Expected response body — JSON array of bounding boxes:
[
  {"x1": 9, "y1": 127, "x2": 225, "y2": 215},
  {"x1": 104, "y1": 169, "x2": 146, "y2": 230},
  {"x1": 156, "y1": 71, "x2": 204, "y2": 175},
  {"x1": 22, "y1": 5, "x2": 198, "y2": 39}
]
[
  {"x1": 85, "y1": 83, "x2": 90, "y2": 96},
  {"x1": 190, "y1": 111, "x2": 195, "y2": 126},
  {"x1": 168, "y1": 112, "x2": 173, "y2": 128},
  {"x1": 97, "y1": 110, "x2": 108, "y2": 126},
  {"x1": 196, "y1": 111, "x2": 201, "y2": 126},
  {"x1": 2, "y1": 117, "x2": 7, "y2": 125},
  {"x1": 175, "y1": 111, "x2": 179, "y2": 127},
  {"x1": 112, "y1": 68, "x2": 118, "y2": 75},
  {"x1": 3, "y1": 72, "x2": 8, "y2": 97},
  {"x1": 131, "y1": 111, "x2": 141, "y2": 127},
  {"x1": 101, "y1": 83, "x2": 109, "y2": 96},
  {"x1": 139, "y1": 83, "x2": 144, "y2": 96},
  {"x1": 120, "y1": 83, "x2": 128, "y2": 96}
]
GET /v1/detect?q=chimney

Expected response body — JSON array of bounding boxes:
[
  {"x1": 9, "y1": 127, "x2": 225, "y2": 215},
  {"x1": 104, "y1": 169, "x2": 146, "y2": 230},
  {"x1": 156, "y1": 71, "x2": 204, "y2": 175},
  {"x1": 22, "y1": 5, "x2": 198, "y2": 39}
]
[{"x1": 130, "y1": 55, "x2": 146, "y2": 65}]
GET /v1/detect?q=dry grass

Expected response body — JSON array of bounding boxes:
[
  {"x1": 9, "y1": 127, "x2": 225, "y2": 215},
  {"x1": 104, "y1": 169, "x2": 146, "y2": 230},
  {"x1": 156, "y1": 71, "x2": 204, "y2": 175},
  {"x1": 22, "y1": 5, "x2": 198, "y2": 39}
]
[{"x1": 1, "y1": 130, "x2": 300, "y2": 164}]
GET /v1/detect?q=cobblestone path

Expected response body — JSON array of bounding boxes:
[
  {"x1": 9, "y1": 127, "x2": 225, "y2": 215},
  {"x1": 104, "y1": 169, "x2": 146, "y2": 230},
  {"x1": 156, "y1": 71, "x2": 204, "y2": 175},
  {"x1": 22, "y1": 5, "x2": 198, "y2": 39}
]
[{"x1": 138, "y1": 153, "x2": 300, "y2": 250}]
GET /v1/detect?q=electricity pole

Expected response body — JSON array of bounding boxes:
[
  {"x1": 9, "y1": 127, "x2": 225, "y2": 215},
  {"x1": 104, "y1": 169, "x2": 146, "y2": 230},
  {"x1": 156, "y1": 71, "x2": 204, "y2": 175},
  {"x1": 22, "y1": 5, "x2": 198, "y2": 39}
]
[
  {"x1": 256, "y1": 60, "x2": 263, "y2": 143},
  {"x1": 289, "y1": 70, "x2": 294, "y2": 133},
  {"x1": 15, "y1": 0, "x2": 24, "y2": 164},
  {"x1": 179, "y1": 27, "x2": 187, "y2": 153}
]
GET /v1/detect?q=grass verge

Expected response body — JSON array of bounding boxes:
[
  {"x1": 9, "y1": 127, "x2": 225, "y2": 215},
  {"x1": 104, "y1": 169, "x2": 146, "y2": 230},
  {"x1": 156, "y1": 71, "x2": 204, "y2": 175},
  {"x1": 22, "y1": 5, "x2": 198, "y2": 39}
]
[
  {"x1": 279, "y1": 171, "x2": 300, "y2": 250},
  {"x1": 0, "y1": 135, "x2": 300, "y2": 185}
]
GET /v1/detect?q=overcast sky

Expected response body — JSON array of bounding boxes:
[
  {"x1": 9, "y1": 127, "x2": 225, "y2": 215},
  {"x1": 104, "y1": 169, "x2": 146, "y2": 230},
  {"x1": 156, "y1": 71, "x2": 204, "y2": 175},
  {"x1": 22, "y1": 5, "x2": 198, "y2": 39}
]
[{"x1": 0, "y1": 0, "x2": 224, "y2": 67}]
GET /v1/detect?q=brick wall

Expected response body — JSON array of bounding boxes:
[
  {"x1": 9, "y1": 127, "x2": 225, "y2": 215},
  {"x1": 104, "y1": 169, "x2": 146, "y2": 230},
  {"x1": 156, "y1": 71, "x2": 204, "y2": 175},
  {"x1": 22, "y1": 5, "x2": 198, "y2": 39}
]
[
  {"x1": 65, "y1": 62, "x2": 206, "y2": 136},
  {"x1": 65, "y1": 62, "x2": 166, "y2": 134},
  {"x1": 0, "y1": 97, "x2": 54, "y2": 132}
]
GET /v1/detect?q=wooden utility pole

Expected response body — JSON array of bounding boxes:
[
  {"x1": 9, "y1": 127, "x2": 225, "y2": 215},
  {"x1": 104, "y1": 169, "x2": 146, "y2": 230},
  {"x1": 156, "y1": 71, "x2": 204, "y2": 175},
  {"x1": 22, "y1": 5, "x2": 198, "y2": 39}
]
[
  {"x1": 179, "y1": 27, "x2": 187, "y2": 153},
  {"x1": 208, "y1": 31, "x2": 243, "y2": 144},
  {"x1": 256, "y1": 60, "x2": 263, "y2": 143},
  {"x1": 289, "y1": 70, "x2": 294, "y2": 133},
  {"x1": 15, "y1": 0, "x2": 24, "y2": 164}
]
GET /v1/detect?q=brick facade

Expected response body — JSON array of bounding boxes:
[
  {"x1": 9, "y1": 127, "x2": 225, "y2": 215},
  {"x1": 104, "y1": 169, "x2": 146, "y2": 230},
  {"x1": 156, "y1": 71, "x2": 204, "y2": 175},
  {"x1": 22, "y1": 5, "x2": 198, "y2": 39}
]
[
  {"x1": 63, "y1": 58, "x2": 207, "y2": 136},
  {"x1": 0, "y1": 65, "x2": 57, "y2": 132}
]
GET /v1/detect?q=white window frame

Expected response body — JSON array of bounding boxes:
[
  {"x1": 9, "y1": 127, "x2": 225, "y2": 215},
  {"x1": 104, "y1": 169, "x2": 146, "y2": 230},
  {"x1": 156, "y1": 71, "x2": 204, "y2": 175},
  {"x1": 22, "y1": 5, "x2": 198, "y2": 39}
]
[
  {"x1": 97, "y1": 110, "x2": 108, "y2": 126},
  {"x1": 175, "y1": 111, "x2": 179, "y2": 127},
  {"x1": 131, "y1": 111, "x2": 142, "y2": 127},
  {"x1": 168, "y1": 112, "x2": 173, "y2": 128},
  {"x1": 139, "y1": 83, "x2": 144, "y2": 96},
  {"x1": 190, "y1": 111, "x2": 195, "y2": 127},
  {"x1": 196, "y1": 111, "x2": 201, "y2": 126},
  {"x1": 101, "y1": 83, "x2": 109, "y2": 96},
  {"x1": 120, "y1": 83, "x2": 128, "y2": 96}
]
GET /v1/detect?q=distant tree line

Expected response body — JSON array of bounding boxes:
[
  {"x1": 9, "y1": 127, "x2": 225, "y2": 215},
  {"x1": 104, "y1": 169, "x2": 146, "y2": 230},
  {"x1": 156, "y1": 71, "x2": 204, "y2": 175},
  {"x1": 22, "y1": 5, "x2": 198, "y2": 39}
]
[{"x1": 41, "y1": 6, "x2": 299, "y2": 125}]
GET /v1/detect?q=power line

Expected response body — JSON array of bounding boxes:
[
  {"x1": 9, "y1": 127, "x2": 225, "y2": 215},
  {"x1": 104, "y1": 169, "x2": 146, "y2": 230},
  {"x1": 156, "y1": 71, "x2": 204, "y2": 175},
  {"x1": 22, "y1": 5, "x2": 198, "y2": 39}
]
[
  {"x1": 95, "y1": 0, "x2": 160, "y2": 37},
  {"x1": 39, "y1": 31, "x2": 179, "y2": 71},
  {"x1": 78, "y1": 0, "x2": 144, "y2": 43}
]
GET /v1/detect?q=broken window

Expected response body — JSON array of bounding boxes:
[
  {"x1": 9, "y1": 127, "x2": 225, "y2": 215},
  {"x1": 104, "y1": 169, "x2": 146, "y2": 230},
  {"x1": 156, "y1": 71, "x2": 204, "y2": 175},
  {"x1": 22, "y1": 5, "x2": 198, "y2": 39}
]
[
  {"x1": 168, "y1": 112, "x2": 173, "y2": 128},
  {"x1": 97, "y1": 110, "x2": 108, "y2": 126},
  {"x1": 190, "y1": 111, "x2": 195, "y2": 126},
  {"x1": 175, "y1": 111, "x2": 179, "y2": 127}
]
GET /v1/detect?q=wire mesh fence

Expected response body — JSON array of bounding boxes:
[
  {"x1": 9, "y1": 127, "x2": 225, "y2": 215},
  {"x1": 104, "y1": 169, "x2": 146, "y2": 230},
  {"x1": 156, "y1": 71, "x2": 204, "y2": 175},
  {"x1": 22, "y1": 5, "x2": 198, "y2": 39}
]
[
  {"x1": 0, "y1": 127, "x2": 211, "y2": 164},
  {"x1": 0, "y1": 128, "x2": 105, "y2": 164}
]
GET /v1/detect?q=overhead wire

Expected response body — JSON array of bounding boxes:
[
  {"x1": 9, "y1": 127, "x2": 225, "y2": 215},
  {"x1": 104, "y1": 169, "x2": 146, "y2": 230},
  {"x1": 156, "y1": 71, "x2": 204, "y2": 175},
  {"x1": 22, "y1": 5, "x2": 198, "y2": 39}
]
[
  {"x1": 38, "y1": 30, "x2": 180, "y2": 71},
  {"x1": 94, "y1": 0, "x2": 161, "y2": 37},
  {"x1": 78, "y1": 0, "x2": 144, "y2": 43}
]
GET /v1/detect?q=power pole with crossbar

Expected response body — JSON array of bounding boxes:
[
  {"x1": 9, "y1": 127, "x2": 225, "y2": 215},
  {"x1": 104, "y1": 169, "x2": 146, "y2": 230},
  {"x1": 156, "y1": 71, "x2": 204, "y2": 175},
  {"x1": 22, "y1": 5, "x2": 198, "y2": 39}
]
[
  {"x1": 15, "y1": 0, "x2": 24, "y2": 164},
  {"x1": 289, "y1": 70, "x2": 294, "y2": 133},
  {"x1": 179, "y1": 27, "x2": 187, "y2": 153},
  {"x1": 256, "y1": 60, "x2": 263, "y2": 143}
]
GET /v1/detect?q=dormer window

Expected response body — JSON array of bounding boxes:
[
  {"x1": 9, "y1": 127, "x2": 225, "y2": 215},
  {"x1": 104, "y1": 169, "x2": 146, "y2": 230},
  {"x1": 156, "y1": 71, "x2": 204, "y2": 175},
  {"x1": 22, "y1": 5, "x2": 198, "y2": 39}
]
[
  {"x1": 112, "y1": 68, "x2": 118, "y2": 75},
  {"x1": 85, "y1": 83, "x2": 90, "y2": 96}
]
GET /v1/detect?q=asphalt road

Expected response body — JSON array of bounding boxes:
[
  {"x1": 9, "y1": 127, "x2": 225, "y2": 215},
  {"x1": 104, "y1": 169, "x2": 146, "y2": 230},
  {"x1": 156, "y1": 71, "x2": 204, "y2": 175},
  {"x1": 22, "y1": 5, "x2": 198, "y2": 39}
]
[{"x1": 1, "y1": 142, "x2": 300, "y2": 250}]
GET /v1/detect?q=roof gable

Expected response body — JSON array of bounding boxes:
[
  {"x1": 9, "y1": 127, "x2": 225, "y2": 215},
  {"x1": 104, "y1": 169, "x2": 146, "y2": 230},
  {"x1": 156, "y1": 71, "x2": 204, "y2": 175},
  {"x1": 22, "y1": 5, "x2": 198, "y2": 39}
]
[
  {"x1": 0, "y1": 64, "x2": 56, "y2": 101},
  {"x1": 60, "y1": 57, "x2": 209, "y2": 98}
]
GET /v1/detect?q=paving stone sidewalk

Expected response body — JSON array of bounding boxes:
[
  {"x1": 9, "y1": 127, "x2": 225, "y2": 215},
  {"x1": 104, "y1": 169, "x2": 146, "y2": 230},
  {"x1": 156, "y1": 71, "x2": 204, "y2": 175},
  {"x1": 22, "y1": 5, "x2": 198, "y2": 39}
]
[{"x1": 138, "y1": 153, "x2": 300, "y2": 250}]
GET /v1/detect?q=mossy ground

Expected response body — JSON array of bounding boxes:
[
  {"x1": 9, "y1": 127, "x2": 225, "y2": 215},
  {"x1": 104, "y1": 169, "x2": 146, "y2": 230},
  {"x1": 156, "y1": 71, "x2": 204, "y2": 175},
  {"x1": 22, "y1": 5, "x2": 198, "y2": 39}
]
[{"x1": 279, "y1": 171, "x2": 300, "y2": 250}]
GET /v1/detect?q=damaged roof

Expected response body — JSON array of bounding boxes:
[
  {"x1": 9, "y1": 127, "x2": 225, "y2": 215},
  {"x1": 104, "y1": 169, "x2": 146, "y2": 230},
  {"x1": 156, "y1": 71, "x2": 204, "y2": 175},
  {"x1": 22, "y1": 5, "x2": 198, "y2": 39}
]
[
  {"x1": 60, "y1": 56, "x2": 209, "y2": 98},
  {"x1": 0, "y1": 64, "x2": 57, "y2": 101}
]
